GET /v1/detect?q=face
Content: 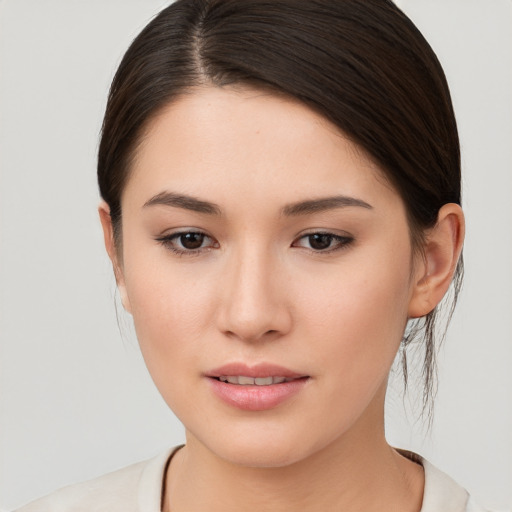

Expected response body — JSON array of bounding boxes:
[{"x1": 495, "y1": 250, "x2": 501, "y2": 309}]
[{"x1": 110, "y1": 86, "x2": 424, "y2": 467}]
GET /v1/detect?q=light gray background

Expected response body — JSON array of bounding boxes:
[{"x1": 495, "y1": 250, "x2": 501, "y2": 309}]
[{"x1": 0, "y1": 1, "x2": 510, "y2": 510}]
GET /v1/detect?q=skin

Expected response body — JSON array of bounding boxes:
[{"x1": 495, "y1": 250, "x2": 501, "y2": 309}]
[{"x1": 100, "y1": 86, "x2": 464, "y2": 512}]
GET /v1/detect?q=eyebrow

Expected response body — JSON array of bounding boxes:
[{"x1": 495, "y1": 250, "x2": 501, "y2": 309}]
[
  {"x1": 282, "y1": 196, "x2": 373, "y2": 216},
  {"x1": 143, "y1": 191, "x2": 373, "y2": 217},
  {"x1": 143, "y1": 191, "x2": 222, "y2": 215}
]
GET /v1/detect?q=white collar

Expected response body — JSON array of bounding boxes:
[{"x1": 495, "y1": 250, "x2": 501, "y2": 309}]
[{"x1": 142, "y1": 446, "x2": 478, "y2": 512}]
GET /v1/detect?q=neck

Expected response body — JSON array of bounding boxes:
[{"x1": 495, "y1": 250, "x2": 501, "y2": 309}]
[{"x1": 164, "y1": 391, "x2": 424, "y2": 512}]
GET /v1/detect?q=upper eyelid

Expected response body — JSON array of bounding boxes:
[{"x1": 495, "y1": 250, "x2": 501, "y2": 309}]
[
  {"x1": 155, "y1": 229, "x2": 353, "y2": 244},
  {"x1": 293, "y1": 233, "x2": 353, "y2": 243},
  {"x1": 156, "y1": 228, "x2": 211, "y2": 241},
  {"x1": 292, "y1": 232, "x2": 355, "y2": 251},
  {"x1": 156, "y1": 229, "x2": 352, "y2": 239},
  {"x1": 294, "y1": 228, "x2": 353, "y2": 239},
  {"x1": 155, "y1": 229, "x2": 211, "y2": 241}
]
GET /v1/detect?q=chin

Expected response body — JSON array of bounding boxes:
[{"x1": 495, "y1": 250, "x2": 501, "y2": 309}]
[
  {"x1": 216, "y1": 440, "x2": 309, "y2": 468},
  {"x1": 188, "y1": 417, "x2": 342, "y2": 469}
]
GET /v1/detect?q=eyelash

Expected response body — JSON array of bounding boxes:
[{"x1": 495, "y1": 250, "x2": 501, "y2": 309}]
[
  {"x1": 155, "y1": 231, "x2": 218, "y2": 257},
  {"x1": 292, "y1": 232, "x2": 354, "y2": 253},
  {"x1": 155, "y1": 231, "x2": 354, "y2": 256}
]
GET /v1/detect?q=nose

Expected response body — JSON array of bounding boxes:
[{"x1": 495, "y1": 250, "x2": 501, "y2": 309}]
[{"x1": 216, "y1": 244, "x2": 292, "y2": 343}]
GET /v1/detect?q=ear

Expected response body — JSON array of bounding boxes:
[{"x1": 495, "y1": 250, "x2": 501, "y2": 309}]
[
  {"x1": 408, "y1": 203, "x2": 465, "y2": 318},
  {"x1": 98, "y1": 201, "x2": 132, "y2": 314}
]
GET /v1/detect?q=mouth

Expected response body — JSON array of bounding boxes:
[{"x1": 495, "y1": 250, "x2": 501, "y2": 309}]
[
  {"x1": 207, "y1": 362, "x2": 307, "y2": 381},
  {"x1": 206, "y1": 364, "x2": 310, "y2": 411},
  {"x1": 214, "y1": 375, "x2": 302, "y2": 386}
]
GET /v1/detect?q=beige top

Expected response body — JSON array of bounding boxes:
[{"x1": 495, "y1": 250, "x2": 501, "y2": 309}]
[{"x1": 15, "y1": 446, "x2": 489, "y2": 512}]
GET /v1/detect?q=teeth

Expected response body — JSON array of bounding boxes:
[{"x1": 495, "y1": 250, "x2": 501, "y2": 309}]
[
  {"x1": 218, "y1": 376, "x2": 292, "y2": 385},
  {"x1": 255, "y1": 377, "x2": 273, "y2": 385}
]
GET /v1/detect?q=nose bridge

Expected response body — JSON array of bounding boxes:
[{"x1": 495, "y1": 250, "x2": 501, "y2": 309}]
[{"x1": 218, "y1": 240, "x2": 290, "y2": 342}]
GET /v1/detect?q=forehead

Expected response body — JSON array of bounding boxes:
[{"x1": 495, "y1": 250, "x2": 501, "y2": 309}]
[{"x1": 125, "y1": 86, "x2": 398, "y2": 211}]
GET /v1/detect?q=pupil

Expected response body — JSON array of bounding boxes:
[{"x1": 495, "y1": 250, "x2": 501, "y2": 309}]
[
  {"x1": 309, "y1": 234, "x2": 332, "y2": 250},
  {"x1": 181, "y1": 233, "x2": 204, "y2": 249}
]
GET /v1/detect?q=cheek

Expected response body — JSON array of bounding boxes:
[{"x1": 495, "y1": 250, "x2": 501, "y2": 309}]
[
  {"x1": 121, "y1": 247, "x2": 216, "y2": 374},
  {"x1": 287, "y1": 253, "x2": 413, "y2": 446},
  {"x1": 298, "y1": 246, "x2": 413, "y2": 378}
]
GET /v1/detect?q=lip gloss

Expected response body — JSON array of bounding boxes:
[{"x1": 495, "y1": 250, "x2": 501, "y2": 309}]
[
  {"x1": 205, "y1": 362, "x2": 309, "y2": 411},
  {"x1": 207, "y1": 377, "x2": 309, "y2": 411}
]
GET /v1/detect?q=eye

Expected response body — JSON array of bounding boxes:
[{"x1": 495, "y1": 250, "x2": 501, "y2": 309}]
[
  {"x1": 156, "y1": 231, "x2": 218, "y2": 255},
  {"x1": 293, "y1": 232, "x2": 353, "y2": 252},
  {"x1": 176, "y1": 232, "x2": 208, "y2": 250}
]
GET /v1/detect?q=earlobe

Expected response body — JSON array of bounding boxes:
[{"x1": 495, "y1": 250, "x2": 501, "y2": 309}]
[
  {"x1": 408, "y1": 203, "x2": 465, "y2": 318},
  {"x1": 98, "y1": 201, "x2": 132, "y2": 314}
]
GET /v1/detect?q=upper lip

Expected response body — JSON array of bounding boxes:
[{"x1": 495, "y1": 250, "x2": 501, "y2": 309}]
[{"x1": 206, "y1": 362, "x2": 306, "y2": 379}]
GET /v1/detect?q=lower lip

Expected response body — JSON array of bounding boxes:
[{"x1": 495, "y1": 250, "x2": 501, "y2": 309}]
[{"x1": 207, "y1": 377, "x2": 309, "y2": 411}]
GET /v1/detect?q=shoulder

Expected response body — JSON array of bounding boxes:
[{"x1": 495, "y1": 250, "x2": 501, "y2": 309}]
[
  {"x1": 15, "y1": 461, "x2": 146, "y2": 512},
  {"x1": 14, "y1": 447, "x2": 179, "y2": 512},
  {"x1": 398, "y1": 450, "x2": 493, "y2": 512},
  {"x1": 466, "y1": 496, "x2": 493, "y2": 512}
]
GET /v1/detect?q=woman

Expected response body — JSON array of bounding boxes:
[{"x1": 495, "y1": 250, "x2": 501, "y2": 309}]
[{"x1": 13, "y1": 0, "x2": 492, "y2": 510}]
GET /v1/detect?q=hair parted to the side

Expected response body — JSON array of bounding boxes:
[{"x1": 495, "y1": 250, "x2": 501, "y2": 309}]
[{"x1": 97, "y1": 0, "x2": 463, "y2": 419}]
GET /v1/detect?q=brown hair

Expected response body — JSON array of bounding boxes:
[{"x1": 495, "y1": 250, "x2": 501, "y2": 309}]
[{"x1": 98, "y1": 0, "x2": 463, "y2": 416}]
